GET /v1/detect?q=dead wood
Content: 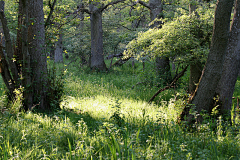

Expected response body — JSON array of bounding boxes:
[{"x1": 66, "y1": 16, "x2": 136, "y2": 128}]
[{"x1": 148, "y1": 65, "x2": 188, "y2": 103}]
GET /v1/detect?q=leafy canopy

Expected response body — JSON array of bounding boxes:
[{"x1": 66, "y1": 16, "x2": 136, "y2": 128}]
[{"x1": 124, "y1": 13, "x2": 213, "y2": 64}]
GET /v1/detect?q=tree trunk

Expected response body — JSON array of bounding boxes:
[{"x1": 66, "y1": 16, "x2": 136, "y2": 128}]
[
  {"x1": 215, "y1": 0, "x2": 240, "y2": 116},
  {"x1": 149, "y1": 0, "x2": 163, "y2": 22},
  {"x1": 28, "y1": 0, "x2": 47, "y2": 110},
  {"x1": 0, "y1": 2, "x2": 4, "y2": 47},
  {"x1": 189, "y1": 63, "x2": 202, "y2": 94},
  {"x1": 156, "y1": 57, "x2": 171, "y2": 84},
  {"x1": 16, "y1": 0, "x2": 23, "y2": 71},
  {"x1": 0, "y1": 2, "x2": 19, "y2": 84},
  {"x1": 54, "y1": 33, "x2": 63, "y2": 63},
  {"x1": 149, "y1": 0, "x2": 171, "y2": 83},
  {"x1": 21, "y1": 0, "x2": 33, "y2": 110},
  {"x1": 189, "y1": 0, "x2": 234, "y2": 121},
  {"x1": 90, "y1": 6, "x2": 107, "y2": 71}
]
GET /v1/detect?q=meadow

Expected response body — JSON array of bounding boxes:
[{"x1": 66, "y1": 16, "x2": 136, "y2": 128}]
[{"x1": 0, "y1": 58, "x2": 240, "y2": 159}]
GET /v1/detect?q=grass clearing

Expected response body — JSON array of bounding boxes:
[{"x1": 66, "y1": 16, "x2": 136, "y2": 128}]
[{"x1": 0, "y1": 60, "x2": 240, "y2": 159}]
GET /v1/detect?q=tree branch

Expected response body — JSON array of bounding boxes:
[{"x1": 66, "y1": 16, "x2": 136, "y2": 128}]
[
  {"x1": 137, "y1": 0, "x2": 151, "y2": 10},
  {"x1": 101, "y1": 0, "x2": 126, "y2": 12},
  {"x1": 45, "y1": 0, "x2": 57, "y2": 28},
  {"x1": 79, "y1": 8, "x2": 91, "y2": 14},
  {"x1": 148, "y1": 65, "x2": 189, "y2": 103}
]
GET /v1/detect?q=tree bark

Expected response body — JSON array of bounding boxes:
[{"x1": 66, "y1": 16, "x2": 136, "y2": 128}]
[
  {"x1": 156, "y1": 57, "x2": 171, "y2": 84},
  {"x1": 28, "y1": 0, "x2": 47, "y2": 110},
  {"x1": 189, "y1": 0, "x2": 234, "y2": 121},
  {"x1": 21, "y1": 0, "x2": 33, "y2": 110},
  {"x1": 149, "y1": 0, "x2": 171, "y2": 83},
  {"x1": 54, "y1": 33, "x2": 63, "y2": 63},
  {"x1": 89, "y1": 6, "x2": 107, "y2": 71},
  {"x1": 0, "y1": 1, "x2": 4, "y2": 47},
  {"x1": 215, "y1": 0, "x2": 240, "y2": 116},
  {"x1": 80, "y1": 0, "x2": 126, "y2": 71},
  {"x1": 138, "y1": 0, "x2": 171, "y2": 83},
  {"x1": 189, "y1": 63, "x2": 202, "y2": 94}
]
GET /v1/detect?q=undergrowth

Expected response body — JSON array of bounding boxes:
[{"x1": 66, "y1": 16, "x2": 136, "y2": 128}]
[{"x1": 0, "y1": 60, "x2": 239, "y2": 159}]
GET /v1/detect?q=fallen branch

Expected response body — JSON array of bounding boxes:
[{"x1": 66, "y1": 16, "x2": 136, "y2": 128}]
[
  {"x1": 148, "y1": 65, "x2": 189, "y2": 103},
  {"x1": 112, "y1": 56, "x2": 132, "y2": 67},
  {"x1": 105, "y1": 53, "x2": 123, "y2": 59},
  {"x1": 132, "y1": 81, "x2": 147, "y2": 89}
]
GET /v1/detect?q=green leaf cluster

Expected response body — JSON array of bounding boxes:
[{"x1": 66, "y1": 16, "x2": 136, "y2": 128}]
[{"x1": 125, "y1": 13, "x2": 213, "y2": 65}]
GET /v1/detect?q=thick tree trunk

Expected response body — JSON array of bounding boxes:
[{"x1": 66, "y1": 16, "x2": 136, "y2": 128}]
[
  {"x1": 54, "y1": 33, "x2": 63, "y2": 63},
  {"x1": 28, "y1": 0, "x2": 47, "y2": 110},
  {"x1": 16, "y1": 0, "x2": 23, "y2": 70},
  {"x1": 216, "y1": 0, "x2": 240, "y2": 116},
  {"x1": 21, "y1": 0, "x2": 33, "y2": 110},
  {"x1": 90, "y1": 7, "x2": 107, "y2": 71},
  {"x1": 189, "y1": 0, "x2": 234, "y2": 120}
]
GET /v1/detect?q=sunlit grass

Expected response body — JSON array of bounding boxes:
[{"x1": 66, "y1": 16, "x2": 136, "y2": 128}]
[{"x1": 0, "y1": 60, "x2": 240, "y2": 159}]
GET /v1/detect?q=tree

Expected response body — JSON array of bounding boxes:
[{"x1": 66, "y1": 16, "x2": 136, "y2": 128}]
[
  {"x1": 137, "y1": 0, "x2": 172, "y2": 83},
  {"x1": 215, "y1": 0, "x2": 240, "y2": 116},
  {"x1": 0, "y1": 0, "x2": 48, "y2": 110},
  {"x1": 180, "y1": 0, "x2": 234, "y2": 123},
  {"x1": 79, "y1": 0, "x2": 126, "y2": 71},
  {"x1": 54, "y1": 33, "x2": 64, "y2": 63},
  {"x1": 125, "y1": 14, "x2": 212, "y2": 88},
  {"x1": 28, "y1": 0, "x2": 48, "y2": 110}
]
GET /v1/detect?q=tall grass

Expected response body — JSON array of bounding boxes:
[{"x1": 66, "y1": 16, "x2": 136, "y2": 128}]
[{"x1": 0, "y1": 59, "x2": 239, "y2": 159}]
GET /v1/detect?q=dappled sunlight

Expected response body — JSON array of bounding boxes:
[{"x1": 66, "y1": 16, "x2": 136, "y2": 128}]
[{"x1": 61, "y1": 94, "x2": 180, "y2": 124}]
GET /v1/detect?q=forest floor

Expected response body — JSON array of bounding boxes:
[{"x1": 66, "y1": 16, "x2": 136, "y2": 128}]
[{"x1": 0, "y1": 59, "x2": 240, "y2": 159}]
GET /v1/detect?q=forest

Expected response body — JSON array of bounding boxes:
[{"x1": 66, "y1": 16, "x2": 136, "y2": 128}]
[{"x1": 0, "y1": 0, "x2": 240, "y2": 159}]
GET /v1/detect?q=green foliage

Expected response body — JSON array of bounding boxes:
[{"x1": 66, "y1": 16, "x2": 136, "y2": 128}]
[
  {"x1": 1, "y1": 0, "x2": 240, "y2": 159},
  {"x1": 125, "y1": 13, "x2": 214, "y2": 65},
  {"x1": 45, "y1": 61, "x2": 66, "y2": 111}
]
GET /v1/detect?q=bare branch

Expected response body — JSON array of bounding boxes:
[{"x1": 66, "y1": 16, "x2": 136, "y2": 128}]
[
  {"x1": 79, "y1": 8, "x2": 91, "y2": 14},
  {"x1": 148, "y1": 65, "x2": 189, "y2": 103},
  {"x1": 101, "y1": 0, "x2": 126, "y2": 12},
  {"x1": 137, "y1": 0, "x2": 151, "y2": 10},
  {"x1": 45, "y1": 0, "x2": 57, "y2": 28}
]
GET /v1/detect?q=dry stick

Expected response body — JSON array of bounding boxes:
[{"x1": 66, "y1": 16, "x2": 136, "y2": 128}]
[{"x1": 148, "y1": 65, "x2": 189, "y2": 103}]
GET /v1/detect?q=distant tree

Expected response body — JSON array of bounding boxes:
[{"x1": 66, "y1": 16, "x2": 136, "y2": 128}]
[
  {"x1": 54, "y1": 33, "x2": 64, "y2": 63},
  {"x1": 125, "y1": 13, "x2": 212, "y2": 86},
  {"x1": 79, "y1": 0, "x2": 126, "y2": 71},
  {"x1": 137, "y1": 0, "x2": 172, "y2": 83}
]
